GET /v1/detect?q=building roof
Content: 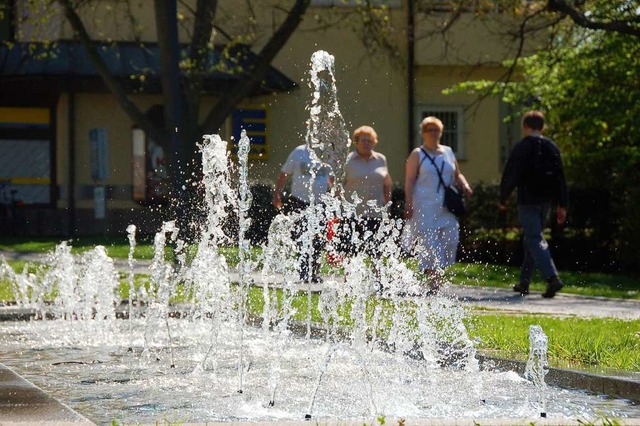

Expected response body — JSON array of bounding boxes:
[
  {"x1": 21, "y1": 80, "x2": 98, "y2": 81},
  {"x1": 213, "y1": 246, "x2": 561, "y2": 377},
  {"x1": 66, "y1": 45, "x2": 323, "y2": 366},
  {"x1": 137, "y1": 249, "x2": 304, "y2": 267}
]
[{"x1": 0, "y1": 40, "x2": 297, "y2": 95}]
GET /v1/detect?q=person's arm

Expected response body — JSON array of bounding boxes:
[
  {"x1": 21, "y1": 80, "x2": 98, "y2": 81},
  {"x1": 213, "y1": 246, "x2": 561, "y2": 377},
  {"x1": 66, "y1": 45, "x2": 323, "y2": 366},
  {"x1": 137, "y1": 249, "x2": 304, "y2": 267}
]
[
  {"x1": 383, "y1": 173, "x2": 392, "y2": 206},
  {"x1": 381, "y1": 155, "x2": 393, "y2": 205},
  {"x1": 556, "y1": 146, "x2": 568, "y2": 225},
  {"x1": 453, "y1": 160, "x2": 473, "y2": 196},
  {"x1": 273, "y1": 171, "x2": 289, "y2": 209},
  {"x1": 404, "y1": 150, "x2": 420, "y2": 219},
  {"x1": 499, "y1": 142, "x2": 523, "y2": 208}
]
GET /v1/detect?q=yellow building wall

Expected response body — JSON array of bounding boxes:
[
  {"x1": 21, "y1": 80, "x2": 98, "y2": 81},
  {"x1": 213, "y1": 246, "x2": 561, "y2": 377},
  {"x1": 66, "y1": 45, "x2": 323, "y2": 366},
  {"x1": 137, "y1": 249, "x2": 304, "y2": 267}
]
[
  {"x1": 247, "y1": 4, "x2": 409, "y2": 188},
  {"x1": 414, "y1": 13, "x2": 548, "y2": 66},
  {"x1": 20, "y1": 0, "x2": 528, "y2": 215},
  {"x1": 413, "y1": 65, "x2": 509, "y2": 184},
  {"x1": 55, "y1": 93, "x2": 161, "y2": 211}
]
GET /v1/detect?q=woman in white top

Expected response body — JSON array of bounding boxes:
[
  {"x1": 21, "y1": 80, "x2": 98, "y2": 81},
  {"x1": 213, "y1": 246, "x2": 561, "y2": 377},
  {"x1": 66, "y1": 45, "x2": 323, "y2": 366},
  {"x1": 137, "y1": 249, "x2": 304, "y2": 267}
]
[
  {"x1": 404, "y1": 116, "x2": 473, "y2": 292},
  {"x1": 340, "y1": 125, "x2": 392, "y2": 256}
]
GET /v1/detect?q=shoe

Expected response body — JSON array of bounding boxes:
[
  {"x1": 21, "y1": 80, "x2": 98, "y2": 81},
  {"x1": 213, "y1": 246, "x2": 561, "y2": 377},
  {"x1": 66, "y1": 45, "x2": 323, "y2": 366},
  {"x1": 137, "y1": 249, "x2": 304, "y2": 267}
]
[
  {"x1": 542, "y1": 276, "x2": 563, "y2": 298},
  {"x1": 513, "y1": 284, "x2": 529, "y2": 296},
  {"x1": 424, "y1": 284, "x2": 440, "y2": 297},
  {"x1": 310, "y1": 275, "x2": 323, "y2": 284}
]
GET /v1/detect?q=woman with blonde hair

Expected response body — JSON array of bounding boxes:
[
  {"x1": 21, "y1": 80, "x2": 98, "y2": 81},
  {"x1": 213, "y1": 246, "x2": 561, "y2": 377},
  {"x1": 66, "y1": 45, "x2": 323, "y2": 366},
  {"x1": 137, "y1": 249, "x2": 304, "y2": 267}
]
[
  {"x1": 338, "y1": 125, "x2": 392, "y2": 258},
  {"x1": 404, "y1": 116, "x2": 473, "y2": 293}
]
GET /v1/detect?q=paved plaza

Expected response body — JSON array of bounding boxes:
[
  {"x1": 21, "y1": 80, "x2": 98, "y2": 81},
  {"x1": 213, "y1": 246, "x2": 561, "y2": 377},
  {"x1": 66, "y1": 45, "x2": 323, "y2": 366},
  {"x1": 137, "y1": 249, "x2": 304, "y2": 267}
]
[{"x1": 1, "y1": 250, "x2": 639, "y2": 425}]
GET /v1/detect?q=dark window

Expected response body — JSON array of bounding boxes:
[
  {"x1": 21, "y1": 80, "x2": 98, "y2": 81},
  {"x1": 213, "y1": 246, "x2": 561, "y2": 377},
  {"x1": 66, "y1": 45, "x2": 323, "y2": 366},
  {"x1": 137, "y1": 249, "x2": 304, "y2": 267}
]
[{"x1": 0, "y1": 0, "x2": 15, "y2": 41}]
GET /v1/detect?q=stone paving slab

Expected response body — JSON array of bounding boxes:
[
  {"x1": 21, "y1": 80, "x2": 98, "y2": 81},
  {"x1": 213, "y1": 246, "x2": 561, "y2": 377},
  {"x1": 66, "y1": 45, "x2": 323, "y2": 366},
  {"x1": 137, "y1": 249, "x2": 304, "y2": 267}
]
[
  {"x1": 0, "y1": 363, "x2": 93, "y2": 425},
  {"x1": 160, "y1": 420, "x2": 640, "y2": 426},
  {"x1": 449, "y1": 285, "x2": 640, "y2": 320}
]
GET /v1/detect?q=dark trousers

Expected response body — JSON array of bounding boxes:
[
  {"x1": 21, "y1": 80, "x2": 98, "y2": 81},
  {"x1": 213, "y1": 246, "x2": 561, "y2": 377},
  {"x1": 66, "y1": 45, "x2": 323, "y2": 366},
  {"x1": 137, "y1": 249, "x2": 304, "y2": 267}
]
[
  {"x1": 284, "y1": 196, "x2": 325, "y2": 282},
  {"x1": 518, "y1": 204, "x2": 559, "y2": 284},
  {"x1": 335, "y1": 215, "x2": 383, "y2": 258}
]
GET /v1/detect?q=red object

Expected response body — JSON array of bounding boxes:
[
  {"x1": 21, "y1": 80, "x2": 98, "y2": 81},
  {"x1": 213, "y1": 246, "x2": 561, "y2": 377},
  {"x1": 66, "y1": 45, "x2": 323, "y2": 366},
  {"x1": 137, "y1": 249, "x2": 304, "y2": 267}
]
[{"x1": 326, "y1": 217, "x2": 343, "y2": 267}]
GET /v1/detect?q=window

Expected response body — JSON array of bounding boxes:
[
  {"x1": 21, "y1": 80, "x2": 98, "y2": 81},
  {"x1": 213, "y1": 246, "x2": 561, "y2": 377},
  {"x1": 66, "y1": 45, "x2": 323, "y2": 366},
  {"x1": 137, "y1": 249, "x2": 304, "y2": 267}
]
[
  {"x1": 0, "y1": 0, "x2": 14, "y2": 41},
  {"x1": 416, "y1": 106, "x2": 464, "y2": 157},
  {"x1": 312, "y1": 0, "x2": 401, "y2": 7},
  {"x1": 417, "y1": 0, "x2": 521, "y2": 14},
  {"x1": 0, "y1": 107, "x2": 52, "y2": 205}
]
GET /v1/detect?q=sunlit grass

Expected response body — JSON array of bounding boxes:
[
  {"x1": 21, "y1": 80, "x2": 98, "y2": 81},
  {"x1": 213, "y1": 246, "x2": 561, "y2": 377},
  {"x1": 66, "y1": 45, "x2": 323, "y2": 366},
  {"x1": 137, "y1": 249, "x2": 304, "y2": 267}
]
[
  {"x1": 1, "y1": 256, "x2": 639, "y2": 372},
  {"x1": 466, "y1": 313, "x2": 640, "y2": 372},
  {"x1": 1, "y1": 235, "x2": 639, "y2": 299}
]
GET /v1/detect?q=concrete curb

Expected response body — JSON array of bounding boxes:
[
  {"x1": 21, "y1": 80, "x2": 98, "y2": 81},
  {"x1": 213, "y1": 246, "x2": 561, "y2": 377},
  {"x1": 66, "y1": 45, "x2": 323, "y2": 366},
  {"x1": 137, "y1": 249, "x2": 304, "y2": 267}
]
[{"x1": 477, "y1": 355, "x2": 640, "y2": 405}]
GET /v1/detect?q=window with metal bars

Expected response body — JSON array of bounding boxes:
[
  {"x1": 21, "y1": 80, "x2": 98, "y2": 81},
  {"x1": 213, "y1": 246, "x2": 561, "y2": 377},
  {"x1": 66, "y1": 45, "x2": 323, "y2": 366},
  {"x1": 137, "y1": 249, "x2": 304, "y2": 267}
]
[
  {"x1": 311, "y1": 0, "x2": 401, "y2": 7},
  {"x1": 420, "y1": 107, "x2": 463, "y2": 155}
]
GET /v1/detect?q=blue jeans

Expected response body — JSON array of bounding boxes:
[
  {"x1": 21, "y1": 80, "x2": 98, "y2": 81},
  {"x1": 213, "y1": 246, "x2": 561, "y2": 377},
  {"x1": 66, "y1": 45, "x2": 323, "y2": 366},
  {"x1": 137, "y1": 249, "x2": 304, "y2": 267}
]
[{"x1": 518, "y1": 204, "x2": 558, "y2": 285}]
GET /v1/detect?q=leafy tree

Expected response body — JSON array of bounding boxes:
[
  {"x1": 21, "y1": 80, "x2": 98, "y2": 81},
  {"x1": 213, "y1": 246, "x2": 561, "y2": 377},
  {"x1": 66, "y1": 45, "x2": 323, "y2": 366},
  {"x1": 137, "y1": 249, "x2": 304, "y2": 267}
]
[
  {"x1": 412, "y1": 0, "x2": 639, "y2": 88},
  {"x1": 448, "y1": 27, "x2": 640, "y2": 271}
]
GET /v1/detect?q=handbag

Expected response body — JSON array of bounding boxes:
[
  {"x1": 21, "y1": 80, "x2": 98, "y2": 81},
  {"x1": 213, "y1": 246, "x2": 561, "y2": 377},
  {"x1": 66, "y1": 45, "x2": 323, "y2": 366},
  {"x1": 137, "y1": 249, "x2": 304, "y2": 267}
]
[{"x1": 420, "y1": 147, "x2": 467, "y2": 218}]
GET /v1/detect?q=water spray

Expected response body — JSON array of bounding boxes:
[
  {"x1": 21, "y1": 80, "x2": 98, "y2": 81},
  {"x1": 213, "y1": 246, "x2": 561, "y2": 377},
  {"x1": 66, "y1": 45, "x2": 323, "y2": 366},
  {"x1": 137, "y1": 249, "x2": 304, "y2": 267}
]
[
  {"x1": 126, "y1": 224, "x2": 136, "y2": 352},
  {"x1": 236, "y1": 129, "x2": 253, "y2": 393},
  {"x1": 525, "y1": 324, "x2": 549, "y2": 418}
]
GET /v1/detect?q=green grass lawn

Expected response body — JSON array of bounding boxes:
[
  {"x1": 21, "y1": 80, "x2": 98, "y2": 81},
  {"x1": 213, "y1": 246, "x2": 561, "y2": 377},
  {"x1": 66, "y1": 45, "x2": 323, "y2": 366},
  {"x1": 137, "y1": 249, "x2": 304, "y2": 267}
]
[
  {"x1": 243, "y1": 287, "x2": 640, "y2": 372},
  {"x1": 1, "y1": 252, "x2": 638, "y2": 372},
  {"x1": 466, "y1": 313, "x2": 640, "y2": 372},
  {"x1": 0, "y1": 235, "x2": 161, "y2": 260},
  {"x1": 1, "y1": 236, "x2": 638, "y2": 298}
]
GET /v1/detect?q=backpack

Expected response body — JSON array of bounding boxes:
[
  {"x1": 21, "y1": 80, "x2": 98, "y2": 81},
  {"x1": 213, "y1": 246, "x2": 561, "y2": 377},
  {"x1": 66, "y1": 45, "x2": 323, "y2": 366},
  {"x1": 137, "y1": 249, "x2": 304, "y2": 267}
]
[{"x1": 526, "y1": 136, "x2": 562, "y2": 199}]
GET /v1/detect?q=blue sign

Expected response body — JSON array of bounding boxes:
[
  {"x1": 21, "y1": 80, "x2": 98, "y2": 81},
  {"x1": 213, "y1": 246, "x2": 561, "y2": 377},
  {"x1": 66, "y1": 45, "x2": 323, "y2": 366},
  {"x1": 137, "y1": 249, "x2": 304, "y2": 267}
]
[{"x1": 232, "y1": 107, "x2": 268, "y2": 159}]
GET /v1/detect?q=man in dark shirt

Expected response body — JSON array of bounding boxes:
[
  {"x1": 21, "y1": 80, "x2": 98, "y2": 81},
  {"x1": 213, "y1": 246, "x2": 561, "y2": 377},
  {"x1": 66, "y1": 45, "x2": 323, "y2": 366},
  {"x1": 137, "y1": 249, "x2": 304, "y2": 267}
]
[{"x1": 499, "y1": 110, "x2": 568, "y2": 298}]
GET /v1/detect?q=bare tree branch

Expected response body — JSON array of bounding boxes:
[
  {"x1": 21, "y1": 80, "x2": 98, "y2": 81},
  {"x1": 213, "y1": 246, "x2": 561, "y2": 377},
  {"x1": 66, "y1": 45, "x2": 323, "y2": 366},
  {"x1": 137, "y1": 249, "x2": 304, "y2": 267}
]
[
  {"x1": 547, "y1": 0, "x2": 640, "y2": 37},
  {"x1": 55, "y1": 0, "x2": 165, "y2": 143},
  {"x1": 200, "y1": 0, "x2": 311, "y2": 134}
]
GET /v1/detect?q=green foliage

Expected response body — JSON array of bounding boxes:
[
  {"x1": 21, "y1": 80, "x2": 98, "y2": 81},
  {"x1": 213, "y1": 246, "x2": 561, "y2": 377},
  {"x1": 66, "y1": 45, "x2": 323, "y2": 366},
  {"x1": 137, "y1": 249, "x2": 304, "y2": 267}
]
[
  {"x1": 463, "y1": 182, "x2": 517, "y2": 229},
  {"x1": 448, "y1": 28, "x2": 640, "y2": 273}
]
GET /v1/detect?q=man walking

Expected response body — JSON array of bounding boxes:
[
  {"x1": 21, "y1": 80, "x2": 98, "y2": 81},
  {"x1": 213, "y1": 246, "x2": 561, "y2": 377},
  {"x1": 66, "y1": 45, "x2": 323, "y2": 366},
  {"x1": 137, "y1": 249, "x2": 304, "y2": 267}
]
[
  {"x1": 273, "y1": 144, "x2": 332, "y2": 283},
  {"x1": 499, "y1": 110, "x2": 568, "y2": 298}
]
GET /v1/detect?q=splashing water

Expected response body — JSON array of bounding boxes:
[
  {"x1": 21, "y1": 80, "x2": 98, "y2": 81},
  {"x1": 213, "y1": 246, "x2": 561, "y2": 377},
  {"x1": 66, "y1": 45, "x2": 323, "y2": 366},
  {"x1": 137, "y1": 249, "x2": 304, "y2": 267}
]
[
  {"x1": 306, "y1": 50, "x2": 352, "y2": 186},
  {"x1": 525, "y1": 324, "x2": 550, "y2": 417},
  {"x1": 0, "y1": 52, "x2": 637, "y2": 424}
]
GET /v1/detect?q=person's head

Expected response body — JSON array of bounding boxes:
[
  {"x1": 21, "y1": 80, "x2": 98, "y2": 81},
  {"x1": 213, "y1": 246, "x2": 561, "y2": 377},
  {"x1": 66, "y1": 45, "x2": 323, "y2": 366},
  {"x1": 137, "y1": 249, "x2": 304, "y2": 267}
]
[
  {"x1": 352, "y1": 125, "x2": 378, "y2": 157},
  {"x1": 420, "y1": 116, "x2": 444, "y2": 144},
  {"x1": 522, "y1": 110, "x2": 545, "y2": 132}
]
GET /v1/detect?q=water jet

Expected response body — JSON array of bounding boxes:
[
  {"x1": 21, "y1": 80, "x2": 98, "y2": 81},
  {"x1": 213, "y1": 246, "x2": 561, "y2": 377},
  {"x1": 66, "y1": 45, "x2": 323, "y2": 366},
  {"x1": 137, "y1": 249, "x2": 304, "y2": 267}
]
[{"x1": 0, "y1": 51, "x2": 638, "y2": 425}]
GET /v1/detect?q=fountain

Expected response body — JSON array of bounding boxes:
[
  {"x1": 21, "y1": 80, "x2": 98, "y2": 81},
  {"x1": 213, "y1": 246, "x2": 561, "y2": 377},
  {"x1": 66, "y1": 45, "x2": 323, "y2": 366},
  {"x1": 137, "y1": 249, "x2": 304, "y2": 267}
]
[{"x1": 0, "y1": 51, "x2": 637, "y2": 424}]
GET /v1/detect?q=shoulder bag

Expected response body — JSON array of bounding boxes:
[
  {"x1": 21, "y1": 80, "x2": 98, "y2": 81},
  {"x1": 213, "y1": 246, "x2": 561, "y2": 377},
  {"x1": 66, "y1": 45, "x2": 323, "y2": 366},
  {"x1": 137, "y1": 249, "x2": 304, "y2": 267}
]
[{"x1": 419, "y1": 147, "x2": 467, "y2": 218}]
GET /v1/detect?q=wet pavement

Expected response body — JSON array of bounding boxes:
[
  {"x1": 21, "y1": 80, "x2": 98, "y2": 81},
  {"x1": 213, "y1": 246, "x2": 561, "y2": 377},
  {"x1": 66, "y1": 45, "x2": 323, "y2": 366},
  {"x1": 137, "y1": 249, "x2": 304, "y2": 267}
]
[{"x1": 1, "y1": 250, "x2": 639, "y2": 425}]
